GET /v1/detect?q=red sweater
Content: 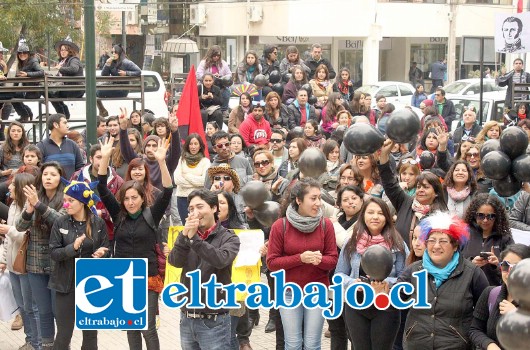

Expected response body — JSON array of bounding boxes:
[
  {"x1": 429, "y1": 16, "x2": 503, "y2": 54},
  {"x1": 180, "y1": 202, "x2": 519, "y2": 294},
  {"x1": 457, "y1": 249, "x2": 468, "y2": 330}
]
[
  {"x1": 267, "y1": 217, "x2": 338, "y2": 288},
  {"x1": 239, "y1": 114, "x2": 272, "y2": 146}
]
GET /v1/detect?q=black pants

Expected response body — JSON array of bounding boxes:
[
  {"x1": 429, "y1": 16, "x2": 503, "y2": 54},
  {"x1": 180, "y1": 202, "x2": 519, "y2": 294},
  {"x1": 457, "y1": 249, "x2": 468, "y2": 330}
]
[
  {"x1": 344, "y1": 305, "x2": 400, "y2": 350},
  {"x1": 53, "y1": 291, "x2": 98, "y2": 350},
  {"x1": 392, "y1": 309, "x2": 408, "y2": 350},
  {"x1": 96, "y1": 90, "x2": 128, "y2": 98},
  {"x1": 50, "y1": 90, "x2": 84, "y2": 119},
  {"x1": 12, "y1": 92, "x2": 37, "y2": 119},
  {"x1": 265, "y1": 270, "x2": 284, "y2": 349},
  {"x1": 328, "y1": 313, "x2": 351, "y2": 350},
  {"x1": 236, "y1": 307, "x2": 252, "y2": 345},
  {"x1": 200, "y1": 108, "x2": 224, "y2": 130},
  {"x1": 0, "y1": 101, "x2": 13, "y2": 141},
  {"x1": 431, "y1": 79, "x2": 443, "y2": 92},
  {"x1": 127, "y1": 289, "x2": 160, "y2": 350}
]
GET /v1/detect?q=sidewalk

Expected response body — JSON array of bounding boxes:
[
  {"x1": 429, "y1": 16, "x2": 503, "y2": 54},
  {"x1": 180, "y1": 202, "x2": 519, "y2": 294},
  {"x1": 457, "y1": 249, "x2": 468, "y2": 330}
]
[{"x1": 0, "y1": 305, "x2": 331, "y2": 350}]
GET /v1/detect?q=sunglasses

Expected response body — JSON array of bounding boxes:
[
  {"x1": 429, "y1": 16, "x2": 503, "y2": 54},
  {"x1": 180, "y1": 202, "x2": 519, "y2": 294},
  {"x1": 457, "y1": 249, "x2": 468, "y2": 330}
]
[
  {"x1": 466, "y1": 152, "x2": 479, "y2": 158},
  {"x1": 461, "y1": 135, "x2": 476, "y2": 142},
  {"x1": 214, "y1": 175, "x2": 232, "y2": 181},
  {"x1": 270, "y1": 138, "x2": 283, "y2": 143},
  {"x1": 216, "y1": 142, "x2": 230, "y2": 149},
  {"x1": 212, "y1": 53, "x2": 220, "y2": 57},
  {"x1": 18, "y1": 51, "x2": 29, "y2": 55},
  {"x1": 254, "y1": 160, "x2": 271, "y2": 168},
  {"x1": 401, "y1": 159, "x2": 418, "y2": 165},
  {"x1": 476, "y1": 213, "x2": 496, "y2": 221},
  {"x1": 500, "y1": 260, "x2": 516, "y2": 273}
]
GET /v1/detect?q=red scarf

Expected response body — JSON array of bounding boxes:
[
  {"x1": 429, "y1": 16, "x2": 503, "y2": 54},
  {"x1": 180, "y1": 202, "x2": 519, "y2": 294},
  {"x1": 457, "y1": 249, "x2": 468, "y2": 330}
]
[
  {"x1": 300, "y1": 105, "x2": 307, "y2": 125},
  {"x1": 338, "y1": 81, "x2": 349, "y2": 94},
  {"x1": 356, "y1": 231, "x2": 392, "y2": 255}
]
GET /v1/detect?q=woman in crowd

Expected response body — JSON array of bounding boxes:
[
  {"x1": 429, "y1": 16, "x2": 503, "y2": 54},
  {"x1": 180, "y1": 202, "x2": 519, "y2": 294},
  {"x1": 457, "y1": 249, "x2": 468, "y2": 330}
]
[
  {"x1": 413, "y1": 126, "x2": 453, "y2": 173},
  {"x1": 465, "y1": 144, "x2": 492, "y2": 193},
  {"x1": 13, "y1": 40, "x2": 44, "y2": 122},
  {"x1": 16, "y1": 161, "x2": 67, "y2": 348},
  {"x1": 462, "y1": 194, "x2": 514, "y2": 286},
  {"x1": 198, "y1": 73, "x2": 224, "y2": 131},
  {"x1": 337, "y1": 110, "x2": 352, "y2": 128},
  {"x1": 323, "y1": 139, "x2": 341, "y2": 186},
  {"x1": 309, "y1": 64, "x2": 333, "y2": 109},
  {"x1": 303, "y1": 119, "x2": 325, "y2": 149},
  {"x1": 335, "y1": 197, "x2": 407, "y2": 350},
  {"x1": 338, "y1": 164, "x2": 363, "y2": 189},
  {"x1": 152, "y1": 117, "x2": 170, "y2": 140},
  {"x1": 514, "y1": 103, "x2": 528, "y2": 122},
  {"x1": 98, "y1": 136, "x2": 173, "y2": 350},
  {"x1": 278, "y1": 137, "x2": 307, "y2": 179},
  {"x1": 279, "y1": 46, "x2": 310, "y2": 76},
  {"x1": 49, "y1": 38, "x2": 84, "y2": 120},
  {"x1": 267, "y1": 178, "x2": 338, "y2": 350},
  {"x1": 127, "y1": 128, "x2": 143, "y2": 155},
  {"x1": 125, "y1": 158, "x2": 161, "y2": 207},
  {"x1": 196, "y1": 45, "x2": 232, "y2": 81},
  {"x1": 469, "y1": 244, "x2": 530, "y2": 350},
  {"x1": 0, "y1": 121, "x2": 29, "y2": 182},
  {"x1": 376, "y1": 103, "x2": 395, "y2": 135},
  {"x1": 397, "y1": 158, "x2": 420, "y2": 197},
  {"x1": 228, "y1": 92, "x2": 253, "y2": 134},
  {"x1": 349, "y1": 91, "x2": 366, "y2": 116},
  {"x1": 230, "y1": 134, "x2": 250, "y2": 160},
  {"x1": 443, "y1": 160, "x2": 477, "y2": 218},
  {"x1": 411, "y1": 84, "x2": 428, "y2": 108},
  {"x1": 333, "y1": 68, "x2": 355, "y2": 102},
  {"x1": 455, "y1": 138, "x2": 476, "y2": 160},
  {"x1": 174, "y1": 133, "x2": 211, "y2": 224},
  {"x1": 475, "y1": 120, "x2": 502, "y2": 144},
  {"x1": 253, "y1": 150, "x2": 280, "y2": 193},
  {"x1": 354, "y1": 154, "x2": 382, "y2": 196},
  {"x1": 397, "y1": 211, "x2": 489, "y2": 350},
  {"x1": 97, "y1": 44, "x2": 141, "y2": 117},
  {"x1": 236, "y1": 50, "x2": 262, "y2": 84},
  {"x1": 49, "y1": 180, "x2": 110, "y2": 349},
  {"x1": 379, "y1": 138, "x2": 448, "y2": 244},
  {"x1": 128, "y1": 110, "x2": 143, "y2": 134},
  {"x1": 0, "y1": 173, "x2": 39, "y2": 350},
  {"x1": 205, "y1": 121, "x2": 220, "y2": 160},
  {"x1": 321, "y1": 93, "x2": 345, "y2": 137},
  {"x1": 264, "y1": 91, "x2": 290, "y2": 132},
  {"x1": 282, "y1": 65, "x2": 308, "y2": 105}
]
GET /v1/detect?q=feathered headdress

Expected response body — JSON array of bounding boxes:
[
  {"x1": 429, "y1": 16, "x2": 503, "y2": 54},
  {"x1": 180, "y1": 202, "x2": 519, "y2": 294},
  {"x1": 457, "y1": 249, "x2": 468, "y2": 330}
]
[
  {"x1": 232, "y1": 82, "x2": 259, "y2": 97},
  {"x1": 419, "y1": 211, "x2": 470, "y2": 247},
  {"x1": 61, "y1": 177, "x2": 100, "y2": 215}
]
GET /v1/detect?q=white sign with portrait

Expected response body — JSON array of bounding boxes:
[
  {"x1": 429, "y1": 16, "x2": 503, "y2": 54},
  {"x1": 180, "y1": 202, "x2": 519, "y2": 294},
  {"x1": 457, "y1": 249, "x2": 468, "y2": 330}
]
[{"x1": 495, "y1": 12, "x2": 530, "y2": 54}]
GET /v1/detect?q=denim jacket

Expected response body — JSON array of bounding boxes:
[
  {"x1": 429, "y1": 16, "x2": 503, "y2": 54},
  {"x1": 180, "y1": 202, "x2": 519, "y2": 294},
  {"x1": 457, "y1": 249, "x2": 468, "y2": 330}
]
[{"x1": 334, "y1": 240, "x2": 408, "y2": 290}]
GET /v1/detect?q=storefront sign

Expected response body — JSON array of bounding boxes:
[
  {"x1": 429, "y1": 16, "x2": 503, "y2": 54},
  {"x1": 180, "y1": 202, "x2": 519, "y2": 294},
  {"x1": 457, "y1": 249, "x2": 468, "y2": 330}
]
[
  {"x1": 338, "y1": 38, "x2": 392, "y2": 50},
  {"x1": 259, "y1": 36, "x2": 333, "y2": 45},
  {"x1": 411, "y1": 37, "x2": 449, "y2": 44}
]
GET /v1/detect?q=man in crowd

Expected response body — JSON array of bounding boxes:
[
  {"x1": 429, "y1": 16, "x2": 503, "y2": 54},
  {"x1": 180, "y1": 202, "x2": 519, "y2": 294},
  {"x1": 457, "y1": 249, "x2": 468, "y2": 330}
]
[
  {"x1": 239, "y1": 102, "x2": 271, "y2": 149},
  {"x1": 287, "y1": 89, "x2": 317, "y2": 129},
  {"x1": 306, "y1": 43, "x2": 336, "y2": 80},
  {"x1": 168, "y1": 189, "x2": 240, "y2": 350},
  {"x1": 260, "y1": 45, "x2": 280, "y2": 79},
  {"x1": 498, "y1": 58, "x2": 530, "y2": 111},
  {"x1": 434, "y1": 88, "x2": 456, "y2": 131},
  {"x1": 452, "y1": 108, "x2": 482, "y2": 150},
  {"x1": 81, "y1": 115, "x2": 107, "y2": 144},
  {"x1": 409, "y1": 62, "x2": 424, "y2": 87},
  {"x1": 430, "y1": 58, "x2": 447, "y2": 92},
  {"x1": 270, "y1": 129, "x2": 288, "y2": 169},
  {"x1": 368, "y1": 95, "x2": 386, "y2": 126},
  {"x1": 142, "y1": 112, "x2": 156, "y2": 138}
]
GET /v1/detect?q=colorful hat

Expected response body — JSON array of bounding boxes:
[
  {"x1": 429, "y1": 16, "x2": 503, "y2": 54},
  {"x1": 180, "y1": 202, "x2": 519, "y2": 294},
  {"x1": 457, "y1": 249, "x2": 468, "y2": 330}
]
[
  {"x1": 61, "y1": 177, "x2": 100, "y2": 215},
  {"x1": 207, "y1": 163, "x2": 241, "y2": 193},
  {"x1": 419, "y1": 211, "x2": 470, "y2": 247},
  {"x1": 54, "y1": 35, "x2": 80, "y2": 53}
]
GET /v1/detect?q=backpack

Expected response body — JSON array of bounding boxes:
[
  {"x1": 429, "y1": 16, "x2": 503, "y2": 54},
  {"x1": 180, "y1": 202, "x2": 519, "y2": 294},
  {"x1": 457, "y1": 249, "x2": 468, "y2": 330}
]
[{"x1": 488, "y1": 286, "x2": 502, "y2": 314}]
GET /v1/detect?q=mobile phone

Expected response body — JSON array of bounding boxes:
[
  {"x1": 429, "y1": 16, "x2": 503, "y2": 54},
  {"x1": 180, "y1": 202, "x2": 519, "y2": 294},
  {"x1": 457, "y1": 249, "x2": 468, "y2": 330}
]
[
  {"x1": 359, "y1": 276, "x2": 370, "y2": 283},
  {"x1": 479, "y1": 252, "x2": 492, "y2": 259}
]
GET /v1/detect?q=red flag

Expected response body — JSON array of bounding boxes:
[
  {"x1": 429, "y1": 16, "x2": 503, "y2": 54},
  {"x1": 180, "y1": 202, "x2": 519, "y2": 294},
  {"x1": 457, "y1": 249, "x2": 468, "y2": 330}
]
[
  {"x1": 518, "y1": 0, "x2": 523, "y2": 12},
  {"x1": 176, "y1": 65, "x2": 208, "y2": 157}
]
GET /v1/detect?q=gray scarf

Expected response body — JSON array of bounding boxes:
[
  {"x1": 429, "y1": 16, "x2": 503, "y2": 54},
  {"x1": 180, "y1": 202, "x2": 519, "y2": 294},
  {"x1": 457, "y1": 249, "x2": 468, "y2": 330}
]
[{"x1": 286, "y1": 204, "x2": 323, "y2": 233}]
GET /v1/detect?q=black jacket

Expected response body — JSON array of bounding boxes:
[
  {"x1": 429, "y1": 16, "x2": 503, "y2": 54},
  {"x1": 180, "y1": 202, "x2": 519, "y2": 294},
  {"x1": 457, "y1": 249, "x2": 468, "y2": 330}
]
[
  {"x1": 101, "y1": 58, "x2": 141, "y2": 78},
  {"x1": 168, "y1": 222, "x2": 240, "y2": 313},
  {"x1": 287, "y1": 103, "x2": 317, "y2": 129},
  {"x1": 398, "y1": 256, "x2": 489, "y2": 350},
  {"x1": 265, "y1": 103, "x2": 290, "y2": 130},
  {"x1": 260, "y1": 57, "x2": 280, "y2": 77},
  {"x1": 452, "y1": 123, "x2": 482, "y2": 149},
  {"x1": 497, "y1": 70, "x2": 530, "y2": 109},
  {"x1": 198, "y1": 84, "x2": 222, "y2": 109},
  {"x1": 59, "y1": 56, "x2": 84, "y2": 78},
  {"x1": 305, "y1": 57, "x2": 336, "y2": 80},
  {"x1": 49, "y1": 215, "x2": 109, "y2": 293}
]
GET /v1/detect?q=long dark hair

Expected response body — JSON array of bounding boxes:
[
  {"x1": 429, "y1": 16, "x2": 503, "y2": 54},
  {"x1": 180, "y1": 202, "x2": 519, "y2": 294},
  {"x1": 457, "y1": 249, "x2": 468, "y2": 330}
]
[
  {"x1": 235, "y1": 93, "x2": 253, "y2": 123},
  {"x1": 443, "y1": 160, "x2": 477, "y2": 194},
  {"x1": 125, "y1": 158, "x2": 156, "y2": 205},
  {"x1": 464, "y1": 193, "x2": 511, "y2": 237},
  {"x1": 322, "y1": 92, "x2": 345, "y2": 124},
  {"x1": 344, "y1": 197, "x2": 405, "y2": 260},
  {"x1": 3, "y1": 121, "x2": 29, "y2": 162},
  {"x1": 203, "y1": 45, "x2": 223, "y2": 68},
  {"x1": 279, "y1": 177, "x2": 321, "y2": 218},
  {"x1": 182, "y1": 133, "x2": 206, "y2": 157},
  {"x1": 217, "y1": 191, "x2": 245, "y2": 229},
  {"x1": 415, "y1": 171, "x2": 448, "y2": 211},
  {"x1": 111, "y1": 44, "x2": 126, "y2": 68},
  {"x1": 35, "y1": 162, "x2": 66, "y2": 228}
]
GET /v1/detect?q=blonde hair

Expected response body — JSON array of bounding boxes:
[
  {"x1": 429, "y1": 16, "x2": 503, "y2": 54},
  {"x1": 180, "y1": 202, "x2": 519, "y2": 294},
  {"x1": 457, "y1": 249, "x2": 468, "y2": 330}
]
[{"x1": 475, "y1": 121, "x2": 501, "y2": 144}]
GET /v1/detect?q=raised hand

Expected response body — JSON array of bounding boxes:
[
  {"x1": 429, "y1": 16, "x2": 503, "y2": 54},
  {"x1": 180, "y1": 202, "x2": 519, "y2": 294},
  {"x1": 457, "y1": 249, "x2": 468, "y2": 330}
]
[
  {"x1": 23, "y1": 185, "x2": 39, "y2": 207},
  {"x1": 154, "y1": 137, "x2": 170, "y2": 162},
  {"x1": 119, "y1": 107, "x2": 129, "y2": 130},
  {"x1": 98, "y1": 136, "x2": 115, "y2": 159},
  {"x1": 435, "y1": 126, "x2": 448, "y2": 149}
]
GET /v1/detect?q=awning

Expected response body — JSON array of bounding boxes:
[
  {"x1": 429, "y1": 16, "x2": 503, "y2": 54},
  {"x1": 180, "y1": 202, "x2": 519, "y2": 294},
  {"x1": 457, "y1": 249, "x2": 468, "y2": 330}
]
[{"x1": 162, "y1": 38, "x2": 198, "y2": 54}]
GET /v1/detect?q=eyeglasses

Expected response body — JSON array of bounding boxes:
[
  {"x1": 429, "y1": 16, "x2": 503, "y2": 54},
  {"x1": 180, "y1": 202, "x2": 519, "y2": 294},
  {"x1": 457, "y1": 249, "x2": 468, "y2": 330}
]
[
  {"x1": 216, "y1": 142, "x2": 230, "y2": 149},
  {"x1": 270, "y1": 138, "x2": 283, "y2": 143},
  {"x1": 466, "y1": 152, "x2": 479, "y2": 158},
  {"x1": 476, "y1": 213, "x2": 496, "y2": 221},
  {"x1": 500, "y1": 260, "x2": 516, "y2": 273},
  {"x1": 426, "y1": 238, "x2": 451, "y2": 246},
  {"x1": 213, "y1": 175, "x2": 232, "y2": 181},
  {"x1": 212, "y1": 53, "x2": 221, "y2": 57},
  {"x1": 254, "y1": 160, "x2": 271, "y2": 168},
  {"x1": 461, "y1": 135, "x2": 476, "y2": 142},
  {"x1": 401, "y1": 159, "x2": 418, "y2": 165}
]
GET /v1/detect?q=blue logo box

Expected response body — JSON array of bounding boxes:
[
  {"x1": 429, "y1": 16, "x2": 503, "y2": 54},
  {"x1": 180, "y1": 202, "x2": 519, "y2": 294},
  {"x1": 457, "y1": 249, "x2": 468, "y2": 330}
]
[{"x1": 75, "y1": 258, "x2": 148, "y2": 330}]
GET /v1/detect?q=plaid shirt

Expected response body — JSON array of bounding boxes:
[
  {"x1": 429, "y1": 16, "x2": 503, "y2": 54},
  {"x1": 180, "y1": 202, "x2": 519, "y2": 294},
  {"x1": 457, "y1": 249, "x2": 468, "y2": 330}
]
[{"x1": 16, "y1": 202, "x2": 66, "y2": 274}]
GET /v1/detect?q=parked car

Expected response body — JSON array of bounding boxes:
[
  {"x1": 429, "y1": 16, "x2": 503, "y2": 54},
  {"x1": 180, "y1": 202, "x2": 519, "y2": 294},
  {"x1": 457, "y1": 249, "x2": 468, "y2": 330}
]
[
  {"x1": 443, "y1": 78, "x2": 506, "y2": 97},
  {"x1": 447, "y1": 91, "x2": 506, "y2": 131},
  {"x1": 355, "y1": 81, "x2": 416, "y2": 109}
]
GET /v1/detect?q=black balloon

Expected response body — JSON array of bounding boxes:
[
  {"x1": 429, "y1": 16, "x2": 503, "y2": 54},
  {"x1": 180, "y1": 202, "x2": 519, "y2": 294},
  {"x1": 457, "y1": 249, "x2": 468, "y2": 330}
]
[
  {"x1": 385, "y1": 109, "x2": 421, "y2": 143},
  {"x1": 253, "y1": 201, "x2": 281, "y2": 227},
  {"x1": 269, "y1": 71, "x2": 281, "y2": 84},
  {"x1": 493, "y1": 174, "x2": 521, "y2": 197},
  {"x1": 360, "y1": 245, "x2": 393, "y2": 281},
  {"x1": 221, "y1": 75, "x2": 233, "y2": 88},
  {"x1": 240, "y1": 181, "x2": 271, "y2": 209},
  {"x1": 419, "y1": 151, "x2": 436, "y2": 170},
  {"x1": 512, "y1": 154, "x2": 530, "y2": 182},
  {"x1": 481, "y1": 151, "x2": 511, "y2": 180},
  {"x1": 253, "y1": 74, "x2": 268, "y2": 87},
  {"x1": 480, "y1": 139, "x2": 501, "y2": 159},
  {"x1": 298, "y1": 148, "x2": 327, "y2": 179},
  {"x1": 343, "y1": 124, "x2": 385, "y2": 156},
  {"x1": 262, "y1": 86, "x2": 273, "y2": 99},
  {"x1": 271, "y1": 83, "x2": 284, "y2": 97},
  {"x1": 308, "y1": 96, "x2": 318, "y2": 105},
  {"x1": 282, "y1": 73, "x2": 292, "y2": 83},
  {"x1": 301, "y1": 83, "x2": 312, "y2": 96},
  {"x1": 508, "y1": 259, "x2": 530, "y2": 308},
  {"x1": 500, "y1": 126, "x2": 529, "y2": 159}
]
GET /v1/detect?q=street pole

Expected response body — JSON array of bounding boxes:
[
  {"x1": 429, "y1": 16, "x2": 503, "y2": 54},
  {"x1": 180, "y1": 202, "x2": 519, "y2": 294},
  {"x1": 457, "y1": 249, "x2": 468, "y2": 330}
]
[
  {"x1": 447, "y1": 0, "x2": 457, "y2": 83},
  {"x1": 122, "y1": 11, "x2": 127, "y2": 51},
  {"x1": 84, "y1": 0, "x2": 97, "y2": 147}
]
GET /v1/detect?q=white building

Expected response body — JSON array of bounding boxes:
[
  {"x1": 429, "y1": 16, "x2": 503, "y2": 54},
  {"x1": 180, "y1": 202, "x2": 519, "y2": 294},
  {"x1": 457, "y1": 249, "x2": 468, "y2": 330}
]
[{"x1": 191, "y1": 0, "x2": 528, "y2": 86}]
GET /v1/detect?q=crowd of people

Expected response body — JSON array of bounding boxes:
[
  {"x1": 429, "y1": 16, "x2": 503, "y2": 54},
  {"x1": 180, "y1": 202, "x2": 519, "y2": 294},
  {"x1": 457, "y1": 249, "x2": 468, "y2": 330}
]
[{"x1": 0, "y1": 39, "x2": 529, "y2": 350}]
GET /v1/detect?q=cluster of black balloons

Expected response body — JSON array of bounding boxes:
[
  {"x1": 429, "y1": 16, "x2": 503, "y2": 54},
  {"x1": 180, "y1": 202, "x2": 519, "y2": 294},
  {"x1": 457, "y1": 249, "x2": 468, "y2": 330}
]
[
  {"x1": 360, "y1": 245, "x2": 394, "y2": 281},
  {"x1": 480, "y1": 126, "x2": 530, "y2": 197},
  {"x1": 240, "y1": 181, "x2": 280, "y2": 227}
]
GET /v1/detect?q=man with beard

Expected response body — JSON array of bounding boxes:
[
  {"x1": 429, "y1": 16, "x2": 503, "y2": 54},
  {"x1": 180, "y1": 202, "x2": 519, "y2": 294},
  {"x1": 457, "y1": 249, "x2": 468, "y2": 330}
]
[
  {"x1": 239, "y1": 102, "x2": 271, "y2": 149},
  {"x1": 269, "y1": 129, "x2": 288, "y2": 169}
]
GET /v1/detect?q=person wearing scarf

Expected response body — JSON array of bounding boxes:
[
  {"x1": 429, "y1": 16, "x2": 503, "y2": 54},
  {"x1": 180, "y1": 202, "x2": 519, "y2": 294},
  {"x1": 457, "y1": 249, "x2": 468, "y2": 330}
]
[
  {"x1": 267, "y1": 178, "x2": 338, "y2": 350},
  {"x1": 303, "y1": 120, "x2": 325, "y2": 149},
  {"x1": 332, "y1": 68, "x2": 355, "y2": 102},
  {"x1": 396, "y1": 211, "x2": 489, "y2": 350},
  {"x1": 309, "y1": 64, "x2": 333, "y2": 108},
  {"x1": 174, "y1": 134, "x2": 211, "y2": 224},
  {"x1": 443, "y1": 160, "x2": 476, "y2": 218},
  {"x1": 334, "y1": 197, "x2": 407, "y2": 350}
]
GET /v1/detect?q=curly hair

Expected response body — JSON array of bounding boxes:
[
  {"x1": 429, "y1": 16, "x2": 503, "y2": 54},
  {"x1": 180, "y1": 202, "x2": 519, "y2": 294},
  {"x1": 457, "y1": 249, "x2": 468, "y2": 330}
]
[
  {"x1": 443, "y1": 160, "x2": 477, "y2": 194},
  {"x1": 475, "y1": 121, "x2": 502, "y2": 144},
  {"x1": 463, "y1": 193, "x2": 511, "y2": 237}
]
